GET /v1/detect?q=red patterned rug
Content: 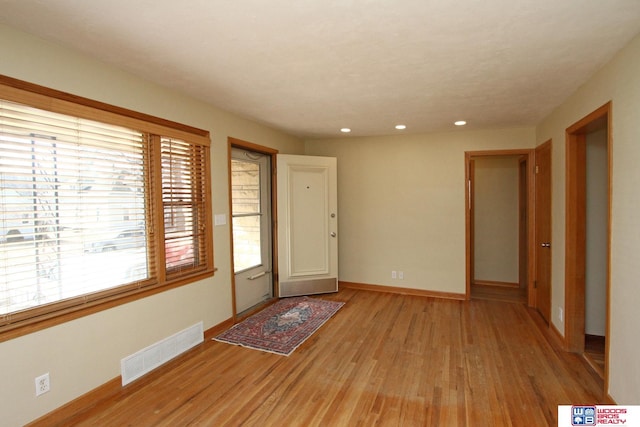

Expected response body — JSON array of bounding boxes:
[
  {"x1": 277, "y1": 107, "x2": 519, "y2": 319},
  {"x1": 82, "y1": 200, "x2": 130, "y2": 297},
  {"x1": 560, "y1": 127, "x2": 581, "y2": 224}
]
[{"x1": 214, "y1": 296, "x2": 344, "y2": 356}]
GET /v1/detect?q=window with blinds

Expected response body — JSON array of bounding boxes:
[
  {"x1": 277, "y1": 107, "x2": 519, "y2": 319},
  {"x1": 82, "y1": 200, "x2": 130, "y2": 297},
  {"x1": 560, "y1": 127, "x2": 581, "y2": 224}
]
[
  {"x1": 0, "y1": 76, "x2": 213, "y2": 338},
  {"x1": 161, "y1": 137, "x2": 209, "y2": 275}
]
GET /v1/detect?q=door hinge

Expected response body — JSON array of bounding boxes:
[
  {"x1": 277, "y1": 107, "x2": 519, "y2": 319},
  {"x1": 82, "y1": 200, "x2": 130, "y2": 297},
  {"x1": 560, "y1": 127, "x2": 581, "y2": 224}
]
[
  {"x1": 535, "y1": 165, "x2": 539, "y2": 174},
  {"x1": 534, "y1": 280, "x2": 537, "y2": 289}
]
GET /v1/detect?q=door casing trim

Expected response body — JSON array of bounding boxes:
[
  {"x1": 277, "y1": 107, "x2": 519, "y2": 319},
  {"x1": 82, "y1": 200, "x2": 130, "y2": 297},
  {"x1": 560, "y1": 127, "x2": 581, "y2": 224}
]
[{"x1": 564, "y1": 101, "x2": 612, "y2": 395}]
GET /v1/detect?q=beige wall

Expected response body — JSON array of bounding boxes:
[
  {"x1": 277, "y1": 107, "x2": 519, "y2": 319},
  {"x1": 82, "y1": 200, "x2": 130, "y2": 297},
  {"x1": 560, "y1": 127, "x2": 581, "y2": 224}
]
[
  {"x1": 0, "y1": 24, "x2": 304, "y2": 426},
  {"x1": 473, "y1": 156, "x2": 520, "y2": 284},
  {"x1": 536, "y1": 32, "x2": 640, "y2": 402},
  {"x1": 3, "y1": 20, "x2": 640, "y2": 424},
  {"x1": 305, "y1": 128, "x2": 535, "y2": 294}
]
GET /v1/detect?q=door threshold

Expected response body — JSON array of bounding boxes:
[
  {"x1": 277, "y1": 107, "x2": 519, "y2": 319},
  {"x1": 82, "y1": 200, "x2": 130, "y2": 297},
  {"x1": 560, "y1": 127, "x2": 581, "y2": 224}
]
[
  {"x1": 582, "y1": 352, "x2": 605, "y2": 379},
  {"x1": 236, "y1": 297, "x2": 277, "y2": 322},
  {"x1": 471, "y1": 283, "x2": 527, "y2": 304}
]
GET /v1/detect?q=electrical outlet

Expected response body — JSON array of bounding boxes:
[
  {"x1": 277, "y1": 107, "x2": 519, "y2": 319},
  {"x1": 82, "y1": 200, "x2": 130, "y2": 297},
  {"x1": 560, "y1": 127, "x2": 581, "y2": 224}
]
[
  {"x1": 398, "y1": 271, "x2": 404, "y2": 280},
  {"x1": 35, "y1": 373, "x2": 50, "y2": 396},
  {"x1": 391, "y1": 271, "x2": 397, "y2": 279}
]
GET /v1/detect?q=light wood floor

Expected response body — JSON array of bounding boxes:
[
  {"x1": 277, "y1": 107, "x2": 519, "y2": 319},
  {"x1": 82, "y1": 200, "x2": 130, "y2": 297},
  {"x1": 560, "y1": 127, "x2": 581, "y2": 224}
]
[
  {"x1": 471, "y1": 283, "x2": 527, "y2": 304},
  {"x1": 584, "y1": 334, "x2": 606, "y2": 378},
  {"x1": 39, "y1": 288, "x2": 604, "y2": 426}
]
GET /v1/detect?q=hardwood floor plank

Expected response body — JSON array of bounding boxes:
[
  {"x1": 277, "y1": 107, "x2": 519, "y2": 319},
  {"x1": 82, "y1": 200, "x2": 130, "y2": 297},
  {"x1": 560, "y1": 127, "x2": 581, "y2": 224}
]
[{"x1": 34, "y1": 288, "x2": 605, "y2": 426}]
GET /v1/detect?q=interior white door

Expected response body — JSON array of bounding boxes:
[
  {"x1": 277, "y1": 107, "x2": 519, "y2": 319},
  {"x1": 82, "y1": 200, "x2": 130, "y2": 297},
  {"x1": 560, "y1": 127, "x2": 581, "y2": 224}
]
[{"x1": 277, "y1": 154, "x2": 338, "y2": 297}]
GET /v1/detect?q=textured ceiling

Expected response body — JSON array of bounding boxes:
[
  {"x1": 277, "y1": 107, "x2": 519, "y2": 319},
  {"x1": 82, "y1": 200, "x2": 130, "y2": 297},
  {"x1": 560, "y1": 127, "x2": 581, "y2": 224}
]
[{"x1": 1, "y1": 0, "x2": 640, "y2": 138}]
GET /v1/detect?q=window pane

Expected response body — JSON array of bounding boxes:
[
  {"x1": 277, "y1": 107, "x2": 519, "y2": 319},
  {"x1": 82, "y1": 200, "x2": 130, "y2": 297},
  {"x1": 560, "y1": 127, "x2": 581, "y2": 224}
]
[
  {"x1": 232, "y1": 215, "x2": 262, "y2": 272},
  {"x1": 231, "y1": 158, "x2": 263, "y2": 273},
  {"x1": 161, "y1": 137, "x2": 207, "y2": 273},
  {"x1": 231, "y1": 159, "x2": 260, "y2": 215},
  {"x1": 0, "y1": 100, "x2": 149, "y2": 315}
]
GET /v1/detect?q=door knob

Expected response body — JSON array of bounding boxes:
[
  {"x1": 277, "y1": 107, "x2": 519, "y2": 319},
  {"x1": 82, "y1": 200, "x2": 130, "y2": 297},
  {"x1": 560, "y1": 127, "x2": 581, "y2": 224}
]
[
  {"x1": 330, "y1": 232, "x2": 337, "y2": 237},
  {"x1": 540, "y1": 242, "x2": 551, "y2": 248}
]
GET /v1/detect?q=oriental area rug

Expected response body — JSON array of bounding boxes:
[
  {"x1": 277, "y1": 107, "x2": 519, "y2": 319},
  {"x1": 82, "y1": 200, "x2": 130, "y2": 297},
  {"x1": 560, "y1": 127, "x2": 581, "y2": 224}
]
[{"x1": 214, "y1": 296, "x2": 345, "y2": 356}]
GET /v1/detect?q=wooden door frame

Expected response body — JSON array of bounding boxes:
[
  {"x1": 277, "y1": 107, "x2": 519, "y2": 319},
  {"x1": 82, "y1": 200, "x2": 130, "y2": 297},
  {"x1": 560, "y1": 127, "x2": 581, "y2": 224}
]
[
  {"x1": 564, "y1": 102, "x2": 612, "y2": 389},
  {"x1": 469, "y1": 159, "x2": 475, "y2": 291},
  {"x1": 465, "y1": 149, "x2": 536, "y2": 304},
  {"x1": 518, "y1": 155, "x2": 528, "y2": 290},
  {"x1": 227, "y1": 137, "x2": 279, "y2": 322}
]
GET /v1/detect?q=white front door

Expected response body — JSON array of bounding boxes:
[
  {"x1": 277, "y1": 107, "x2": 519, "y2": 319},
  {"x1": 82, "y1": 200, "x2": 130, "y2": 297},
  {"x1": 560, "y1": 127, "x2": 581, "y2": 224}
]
[
  {"x1": 231, "y1": 147, "x2": 272, "y2": 313},
  {"x1": 276, "y1": 154, "x2": 338, "y2": 297}
]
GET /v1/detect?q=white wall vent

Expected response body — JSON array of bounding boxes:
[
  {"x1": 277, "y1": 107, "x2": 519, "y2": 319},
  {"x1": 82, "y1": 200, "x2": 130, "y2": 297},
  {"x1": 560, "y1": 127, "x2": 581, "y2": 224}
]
[{"x1": 121, "y1": 321, "x2": 203, "y2": 386}]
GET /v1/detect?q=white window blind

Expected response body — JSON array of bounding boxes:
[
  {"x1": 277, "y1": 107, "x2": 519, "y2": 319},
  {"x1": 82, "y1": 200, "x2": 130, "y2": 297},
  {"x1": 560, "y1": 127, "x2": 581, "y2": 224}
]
[
  {"x1": 0, "y1": 99, "x2": 151, "y2": 317},
  {"x1": 0, "y1": 76, "x2": 213, "y2": 338}
]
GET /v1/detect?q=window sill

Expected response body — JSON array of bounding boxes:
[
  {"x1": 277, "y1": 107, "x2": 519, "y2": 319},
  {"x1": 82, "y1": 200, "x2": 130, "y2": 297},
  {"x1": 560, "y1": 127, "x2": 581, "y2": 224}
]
[{"x1": 0, "y1": 267, "x2": 217, "y2": 343}]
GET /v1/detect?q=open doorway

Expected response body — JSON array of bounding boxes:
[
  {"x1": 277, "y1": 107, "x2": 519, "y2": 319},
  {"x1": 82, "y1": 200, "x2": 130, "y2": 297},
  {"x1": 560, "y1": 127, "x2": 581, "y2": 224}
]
[
  {"x1": 228, "y1": 137, "x2": 278, "y2": 319},
  {"x1": 465, "y1": 149, "x2": 535, "y2": 304},
  {"x1": 565, "y1": 102, "x2": 611, "y2": 385}
]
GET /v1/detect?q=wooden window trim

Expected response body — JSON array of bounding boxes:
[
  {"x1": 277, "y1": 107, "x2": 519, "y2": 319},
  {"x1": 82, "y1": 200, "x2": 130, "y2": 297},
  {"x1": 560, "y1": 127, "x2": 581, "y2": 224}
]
[
  {"x1": 0, "y1": 75, "x2": 215, "y2": 343},
  {"x1": 0, "y1": 75, "x2": 209, "y2": 140}
]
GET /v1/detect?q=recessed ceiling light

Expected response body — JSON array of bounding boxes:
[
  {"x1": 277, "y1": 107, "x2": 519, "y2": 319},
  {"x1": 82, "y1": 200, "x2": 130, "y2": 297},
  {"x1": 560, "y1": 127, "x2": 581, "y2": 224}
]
[
  {"x1": 340, "y1": 128, "x2": 351, "y2": 133},
  {"x1": 454, "y1": 120, "x2": 467, "y2": 126},
  {"x1": 395, "y1": 124, "x2": 407, "y2": 130}
]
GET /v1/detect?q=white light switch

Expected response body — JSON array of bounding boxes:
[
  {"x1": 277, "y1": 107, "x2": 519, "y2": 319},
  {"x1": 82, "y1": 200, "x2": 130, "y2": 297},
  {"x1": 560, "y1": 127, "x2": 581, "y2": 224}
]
[{"x1": 214, "y1": 214, "x2": 227, "y2": 226}]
